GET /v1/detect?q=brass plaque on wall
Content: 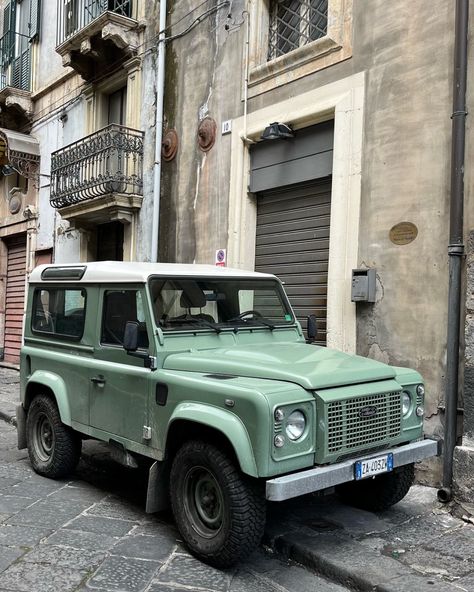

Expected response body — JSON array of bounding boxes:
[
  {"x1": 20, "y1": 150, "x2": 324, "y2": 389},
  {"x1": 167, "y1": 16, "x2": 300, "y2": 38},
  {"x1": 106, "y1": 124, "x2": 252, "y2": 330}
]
[{"x1": 389, "y1": 222, "x2": 418, "y2": 245}]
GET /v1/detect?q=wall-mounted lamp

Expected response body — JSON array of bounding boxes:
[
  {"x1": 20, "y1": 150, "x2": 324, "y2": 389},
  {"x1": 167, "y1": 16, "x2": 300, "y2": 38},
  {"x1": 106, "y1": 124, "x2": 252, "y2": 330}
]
[
  {"x1": 260, "y1": 122, "x2": 294, "y2": 141},
  {"x1": 1, "y1": 165, "x2": 16, "y2": 176}
]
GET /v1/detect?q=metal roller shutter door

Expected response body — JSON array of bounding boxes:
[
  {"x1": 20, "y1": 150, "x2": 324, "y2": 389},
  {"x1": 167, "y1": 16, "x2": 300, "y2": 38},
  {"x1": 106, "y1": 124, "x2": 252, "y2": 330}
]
[
  {"x1": 4, "y1": 235, "x2": 27, "y2": 364},
  {"x1": 255, "y1": 181, "x2": 331, "y2": 345}
]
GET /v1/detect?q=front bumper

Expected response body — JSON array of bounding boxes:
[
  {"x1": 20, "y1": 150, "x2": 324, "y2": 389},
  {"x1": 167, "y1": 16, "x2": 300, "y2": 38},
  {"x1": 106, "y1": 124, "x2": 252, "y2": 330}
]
[{"x1": 265, "y1": 439, "x2": 439, "y2": 501}]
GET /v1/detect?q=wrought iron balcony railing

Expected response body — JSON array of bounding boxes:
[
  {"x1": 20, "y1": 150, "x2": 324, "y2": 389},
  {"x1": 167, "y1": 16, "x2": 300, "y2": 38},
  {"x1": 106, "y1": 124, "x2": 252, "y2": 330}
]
[
  {"x1": 50, "y1": 124, "x2": 144, "y2": 209},
  {"x1": 0, "y1": 31, "x2": 31, "y2": 91},
  {"x1": 57, "y1": 0, "x2": 133, "y2": 46}
]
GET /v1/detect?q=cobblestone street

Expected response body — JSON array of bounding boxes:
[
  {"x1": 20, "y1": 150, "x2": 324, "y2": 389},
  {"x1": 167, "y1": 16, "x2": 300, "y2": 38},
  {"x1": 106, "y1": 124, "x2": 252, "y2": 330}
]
[
  {"x1": 0, "y1": 417, "x2": 347, "y2": 592},
  {"x1": 1, "y1": 368, "x2": 474, "y2": 592}
]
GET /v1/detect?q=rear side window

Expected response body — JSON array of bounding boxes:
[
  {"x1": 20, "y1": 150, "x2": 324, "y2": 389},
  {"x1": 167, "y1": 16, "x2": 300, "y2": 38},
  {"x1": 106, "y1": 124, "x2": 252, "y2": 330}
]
[{"x1": 32, "y1": 288, "x2": 86, "y2": 339}]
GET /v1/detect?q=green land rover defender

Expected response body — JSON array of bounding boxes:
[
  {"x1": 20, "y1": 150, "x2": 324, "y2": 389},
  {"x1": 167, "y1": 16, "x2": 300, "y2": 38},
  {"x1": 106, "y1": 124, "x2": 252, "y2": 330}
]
[{"x1": 17, "y1": 262, "x2": 438, "y2": 567}]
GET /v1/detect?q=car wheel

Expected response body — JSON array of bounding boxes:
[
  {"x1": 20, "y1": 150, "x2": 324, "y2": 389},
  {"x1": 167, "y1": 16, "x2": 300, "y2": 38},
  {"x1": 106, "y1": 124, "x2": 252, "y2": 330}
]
[
  {"x1": 169, "y1": 440, "x2": 266, "y2": 568},
  {"x1": 336, "y1": 463, "x2": 415, "y2": 511},
  {"x1": 26, "y1": 394, "x2": 82, "y2": 479}
]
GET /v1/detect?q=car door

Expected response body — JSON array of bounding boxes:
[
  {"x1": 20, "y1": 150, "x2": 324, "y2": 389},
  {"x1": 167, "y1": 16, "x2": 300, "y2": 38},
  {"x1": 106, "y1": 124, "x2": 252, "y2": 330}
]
[{"x1": 89, "y1": 286, "x2": 154, "y2": 443}]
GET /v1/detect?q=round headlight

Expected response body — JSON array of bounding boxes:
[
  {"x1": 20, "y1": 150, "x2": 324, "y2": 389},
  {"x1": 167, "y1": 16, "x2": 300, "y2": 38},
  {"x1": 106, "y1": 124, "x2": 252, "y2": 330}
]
[
  {"x1": 402, "y1": 392, "x2": 411, "y2": 416},
  {"x1": 285, "y1": 410, "x2": 306, "y2": 441},
  {"x1": 416, "y1": 384, "x2": 425, "y2": 397}
]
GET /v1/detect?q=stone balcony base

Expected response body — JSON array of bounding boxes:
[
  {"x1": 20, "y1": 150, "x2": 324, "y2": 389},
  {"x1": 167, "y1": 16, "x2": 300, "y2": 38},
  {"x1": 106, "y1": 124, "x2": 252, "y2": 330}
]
[
  {"x1": 58, "y1": 193, "x2": 143, "y2": 229},
  {"x1": 56, "y1": 12, "x2": 139, "y2": 80}
]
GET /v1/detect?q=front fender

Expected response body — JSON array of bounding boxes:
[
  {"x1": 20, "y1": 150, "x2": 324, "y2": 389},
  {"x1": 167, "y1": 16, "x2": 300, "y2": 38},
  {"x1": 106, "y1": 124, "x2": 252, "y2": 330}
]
[
  {"x1": 25, "y1": 370, "x2": 72, "y2": 426},
  {"x1": 168, "y1": 402, "x2": 258, "y2": 477}
]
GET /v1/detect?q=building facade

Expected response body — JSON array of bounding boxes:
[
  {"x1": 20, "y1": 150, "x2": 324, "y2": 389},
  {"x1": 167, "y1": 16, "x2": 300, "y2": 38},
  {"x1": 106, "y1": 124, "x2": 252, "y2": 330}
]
[
  {"x1": 157, "y1": 0, "x2": 465, "y2": 489},
  {"x1": 0, "y1": 0, "x2": 473, "y2": 494},
  {"x1": 0, "y1": 0, "x2": 159, "y2": 363}
]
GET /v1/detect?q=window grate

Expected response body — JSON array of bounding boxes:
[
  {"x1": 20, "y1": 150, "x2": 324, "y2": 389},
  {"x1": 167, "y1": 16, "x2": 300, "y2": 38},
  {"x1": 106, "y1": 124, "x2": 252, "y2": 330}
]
[{"x1": 268, "y1": 0, "x2": 328, "y2": 61}]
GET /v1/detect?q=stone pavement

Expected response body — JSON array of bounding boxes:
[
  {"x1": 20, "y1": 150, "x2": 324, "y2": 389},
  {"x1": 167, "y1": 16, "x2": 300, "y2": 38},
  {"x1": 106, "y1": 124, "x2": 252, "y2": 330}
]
[
  {"x1": 0, "y1": 419, "x2": 347, "y2": 592},
  {"x1": 1, "y1": 366, "x2": 474, "y2": 591}
]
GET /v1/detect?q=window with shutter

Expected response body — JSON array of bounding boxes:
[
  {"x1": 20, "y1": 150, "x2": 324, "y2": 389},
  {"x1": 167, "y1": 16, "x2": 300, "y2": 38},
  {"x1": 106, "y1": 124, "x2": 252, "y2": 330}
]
[
  {"x1": 1, "y1": 2, "x2": 17, "y2": 66},
  {"x1": 28, "y1": 0, "x2": 41, "y2": 40},
  {"x1": 0, "y1": 0, "x2": 34, "y2": 91},
  {"x1": 11, "y1": 47, "x2": 30, "y2": 89}
]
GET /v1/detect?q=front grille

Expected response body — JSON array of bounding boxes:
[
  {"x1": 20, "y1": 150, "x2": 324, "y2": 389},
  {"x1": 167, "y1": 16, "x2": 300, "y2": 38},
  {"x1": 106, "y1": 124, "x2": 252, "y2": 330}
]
[{"x1": 327, "y1": 392, "x2": 401, "y2": 454}]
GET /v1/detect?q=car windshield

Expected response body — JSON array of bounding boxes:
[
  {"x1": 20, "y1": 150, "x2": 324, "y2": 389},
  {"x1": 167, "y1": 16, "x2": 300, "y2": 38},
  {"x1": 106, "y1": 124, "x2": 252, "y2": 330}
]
[{"x1": 149, "y1": 277, "x2": 294, "y2": 332}]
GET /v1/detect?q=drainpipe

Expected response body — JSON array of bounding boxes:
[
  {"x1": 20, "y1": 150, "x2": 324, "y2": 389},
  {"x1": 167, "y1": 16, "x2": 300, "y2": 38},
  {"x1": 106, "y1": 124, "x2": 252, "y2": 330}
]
[
  {"x1": 151, "y1": 0, "x2": 167, "y2": 263},
  {"x1": 438, "y1": 0, "x2": 469, "y2": 503}
]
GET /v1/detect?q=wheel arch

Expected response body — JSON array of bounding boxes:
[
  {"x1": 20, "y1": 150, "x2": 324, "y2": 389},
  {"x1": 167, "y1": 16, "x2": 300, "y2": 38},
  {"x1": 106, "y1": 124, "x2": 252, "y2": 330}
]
[
  {"x1": 25, "y1": 371, "x2": 72, "y2": 426},
  {"x1": 165, "y1": 404, "x2": 258, "y2": 477}
]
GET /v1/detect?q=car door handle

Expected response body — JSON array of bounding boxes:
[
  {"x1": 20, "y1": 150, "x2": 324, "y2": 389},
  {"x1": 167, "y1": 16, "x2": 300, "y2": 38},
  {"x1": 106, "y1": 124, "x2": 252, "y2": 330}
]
[{"x1": 90, "y1": 375, "x2": 106, "y2": 386}]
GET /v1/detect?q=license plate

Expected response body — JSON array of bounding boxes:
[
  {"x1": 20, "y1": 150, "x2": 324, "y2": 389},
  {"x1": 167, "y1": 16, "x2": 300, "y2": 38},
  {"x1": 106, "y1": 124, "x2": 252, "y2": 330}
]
[{"x1": 354, "y1": 453, "x2": 393, "y2": 480}]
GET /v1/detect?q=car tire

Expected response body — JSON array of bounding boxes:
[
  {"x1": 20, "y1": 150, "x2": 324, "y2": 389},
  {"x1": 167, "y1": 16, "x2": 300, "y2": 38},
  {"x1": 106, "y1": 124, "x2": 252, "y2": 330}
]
[
  {"x1": 336, "y1": 463, "x2": 415, "y2": 511},
  {"x1": 26, "y1": 394, "x2": 82, "y2": 479},
  {"x1": 169, "y1": 440, "x2": 266, "y2": 568}
]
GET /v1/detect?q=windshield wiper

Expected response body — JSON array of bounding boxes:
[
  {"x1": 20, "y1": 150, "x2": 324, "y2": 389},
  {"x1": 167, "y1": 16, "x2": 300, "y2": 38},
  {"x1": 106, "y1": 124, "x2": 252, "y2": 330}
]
[
  {"x1": 161, "y1": 317, "x2": 221, "y2": 334},
  {"x1": 242, "y1": 317, "x2": 275, "y2": 331},
  {"x1": 226, "y1": 312, "x2": 275, "y2": 331}
]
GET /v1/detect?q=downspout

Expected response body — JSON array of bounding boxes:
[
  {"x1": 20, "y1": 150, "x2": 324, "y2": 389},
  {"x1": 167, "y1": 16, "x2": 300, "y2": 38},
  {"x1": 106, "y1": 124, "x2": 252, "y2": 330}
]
[
  {"x1": 438, "y1": 0, "x2": 469, "y2": 503},
  {"x1": 151, "y1": 0, "x2": 167, "y2": 263}
]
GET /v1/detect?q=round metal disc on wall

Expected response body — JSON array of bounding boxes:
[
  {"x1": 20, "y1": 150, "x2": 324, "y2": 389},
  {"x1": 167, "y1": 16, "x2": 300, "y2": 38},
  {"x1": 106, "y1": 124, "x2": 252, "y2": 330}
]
[
  {"x1": 162, "y1": 129, "x2": 179, "y2": 161},
  {"x1": 197, "y1": 117, "x2": 217, "y2": 152}
]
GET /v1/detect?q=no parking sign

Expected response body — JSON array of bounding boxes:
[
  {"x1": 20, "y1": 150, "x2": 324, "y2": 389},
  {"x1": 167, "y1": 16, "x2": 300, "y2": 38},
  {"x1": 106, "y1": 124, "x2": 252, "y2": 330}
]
[{"x1": 215, "y1": 249, "x2": 226, "y2": 267}]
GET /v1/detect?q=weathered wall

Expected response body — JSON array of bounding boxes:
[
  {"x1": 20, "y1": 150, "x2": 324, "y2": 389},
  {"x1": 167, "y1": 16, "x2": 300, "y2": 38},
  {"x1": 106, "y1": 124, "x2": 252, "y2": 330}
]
[
  {"x1": 159, "y1": 0, "x2": 246, "y2": 263},
  {"x1": 34, "y1": 0, "x2": 66, "y2": 89},
  {"x1": 161, "y1": 0, "x2": 458, "y2": 484},
  {"x1": 136, "y1": 0, "x2": 161, "y2": 262}
]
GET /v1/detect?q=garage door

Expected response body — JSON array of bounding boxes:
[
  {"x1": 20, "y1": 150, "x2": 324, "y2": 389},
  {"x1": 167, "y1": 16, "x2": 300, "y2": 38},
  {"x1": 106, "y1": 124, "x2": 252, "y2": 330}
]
[
  {"x1": 4, "y1": 235, "x2": 27, "y2": 364},
  {"x1": 255, "y1": 181, "x2": 331, "y2": 345}
]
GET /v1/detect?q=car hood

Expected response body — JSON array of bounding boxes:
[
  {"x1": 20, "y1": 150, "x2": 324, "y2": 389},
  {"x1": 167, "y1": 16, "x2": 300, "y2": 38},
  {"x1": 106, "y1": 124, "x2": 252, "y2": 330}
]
[{"x1": 163, "y1": 343, "x2": 397, "y2": 390}]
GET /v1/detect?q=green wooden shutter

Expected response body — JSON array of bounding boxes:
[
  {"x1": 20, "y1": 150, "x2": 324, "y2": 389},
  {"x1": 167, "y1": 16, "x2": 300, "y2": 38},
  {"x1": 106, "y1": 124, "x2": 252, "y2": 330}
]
[
  {"x1": 28, "y1": 0, "x2": 41, "y2": 40},
  {"x1": 3, "y1": 4, "x2": 10, "y2": 37},
  {"x1": 12, "y1": 49, "x2": 30, "y2": 89},
  {"x1": 7, "y1": 1, "x2": 16, "y2": 63}
]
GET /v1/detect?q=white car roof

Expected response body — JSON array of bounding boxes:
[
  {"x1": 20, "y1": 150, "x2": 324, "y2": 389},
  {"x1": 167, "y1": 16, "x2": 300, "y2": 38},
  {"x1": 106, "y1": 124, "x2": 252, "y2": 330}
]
[{"x1": 29, "y1": 261, "x2": 277, "y2": 284}]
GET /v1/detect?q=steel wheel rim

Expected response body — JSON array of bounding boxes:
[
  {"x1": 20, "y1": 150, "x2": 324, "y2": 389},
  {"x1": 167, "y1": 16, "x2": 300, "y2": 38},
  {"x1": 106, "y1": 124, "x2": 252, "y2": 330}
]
[
  {"x1": 33, "y1": 412, "x2": 55, "y2": 462},
  {"x1": 183, "y1": 466, "x2": 224, "y2": 539}
]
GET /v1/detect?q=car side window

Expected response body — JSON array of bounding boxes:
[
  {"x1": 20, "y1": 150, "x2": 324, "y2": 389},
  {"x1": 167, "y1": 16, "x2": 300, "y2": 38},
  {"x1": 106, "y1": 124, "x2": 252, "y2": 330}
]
[
  {"x1": 101, "y1": 290, "x2": 149, "y2": 348},
  {"x1": 31, "y1": 288, "x2": 86, "y2": 339}
]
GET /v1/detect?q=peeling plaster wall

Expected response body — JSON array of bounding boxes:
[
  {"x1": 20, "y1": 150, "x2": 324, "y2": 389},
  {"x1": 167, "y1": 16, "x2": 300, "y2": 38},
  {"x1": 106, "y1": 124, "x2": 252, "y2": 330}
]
[
  {"x1": 159, "y1": 0, "x2": 246, "y2": 264},
  {"x1": 136, "y1": 0, "x2": 161, "y2": 262},
  {"x1": 162, "y1": 0, "x2": 457, "y2": 484}
]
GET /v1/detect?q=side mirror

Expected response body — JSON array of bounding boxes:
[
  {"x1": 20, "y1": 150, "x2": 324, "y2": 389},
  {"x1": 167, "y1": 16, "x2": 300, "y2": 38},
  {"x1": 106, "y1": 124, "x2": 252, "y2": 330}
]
[
  {"x1": 123, "y1": 321, "x2": 139, "y2": 352},
  {"x1": 307, "y1": 315, "x2": 317, "y2": 344}
]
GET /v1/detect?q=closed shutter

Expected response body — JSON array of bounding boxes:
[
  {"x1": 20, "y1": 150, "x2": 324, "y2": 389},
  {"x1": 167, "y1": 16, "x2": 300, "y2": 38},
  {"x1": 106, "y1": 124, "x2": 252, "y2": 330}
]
[
  {"x1": 28, "y1": 0, "x2": 41, "y2": 39},
  {"x1": 255, "y1": 181, "x2": 331, "y2": 345},
  {"x1": 11, "y1": 48, "x2": 30, "y2": 89},
  {"x1": 2, "y1": 2, "x2": 16, "y2": 65},
  {"x1": 4, "y1": 235, "x2": 26, "y2": 364}
]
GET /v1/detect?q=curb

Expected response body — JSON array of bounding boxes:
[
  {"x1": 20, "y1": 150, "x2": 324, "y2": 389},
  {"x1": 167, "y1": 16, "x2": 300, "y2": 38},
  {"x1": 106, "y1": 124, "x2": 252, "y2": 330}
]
[{"x1": 269, "y1": 532, "x2": 461, "y2": 592}]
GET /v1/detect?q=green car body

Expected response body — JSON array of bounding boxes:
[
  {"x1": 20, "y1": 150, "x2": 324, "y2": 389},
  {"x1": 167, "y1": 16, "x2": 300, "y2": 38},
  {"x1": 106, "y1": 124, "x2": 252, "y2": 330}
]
[{"x1": 17, "y1": 262, "x2": 438, "y2": 567}]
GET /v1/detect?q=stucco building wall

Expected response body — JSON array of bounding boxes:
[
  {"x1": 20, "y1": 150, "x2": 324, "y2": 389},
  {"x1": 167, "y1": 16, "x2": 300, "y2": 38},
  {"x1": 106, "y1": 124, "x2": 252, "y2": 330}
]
[{"x1": 159, "y1": 0, "x2": 457, "y2": 483}]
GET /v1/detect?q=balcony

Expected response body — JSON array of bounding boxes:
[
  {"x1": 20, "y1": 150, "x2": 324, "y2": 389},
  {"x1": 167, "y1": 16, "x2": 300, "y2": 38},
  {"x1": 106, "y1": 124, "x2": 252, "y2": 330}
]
[
  {"x1": 56, "y1": 0, "x2": 139, "y2": 79},
  {"x1": 0, "y1": 31, "x2": 33, "y2": 128},
  {"x1": 50, "y1": 124, "x2": 144, "y2": 226}
]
